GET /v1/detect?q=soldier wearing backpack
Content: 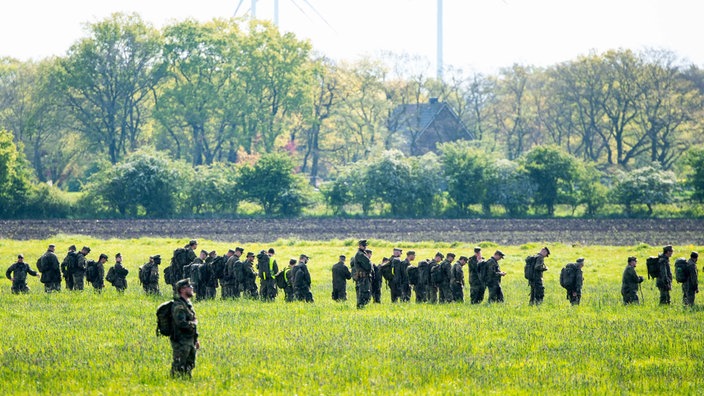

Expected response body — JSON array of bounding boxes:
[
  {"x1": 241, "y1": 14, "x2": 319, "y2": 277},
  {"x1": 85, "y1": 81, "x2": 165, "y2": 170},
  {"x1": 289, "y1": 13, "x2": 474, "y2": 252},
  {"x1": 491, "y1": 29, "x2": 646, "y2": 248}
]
[
  {"x1": 370, "y1": 253, "x2": 383, "y2": 304},
  {"x1": 73, "y1": 246, "x2": 91, "y2": 291},
  {"x1": 656, "y1": 245, "x2": 674, "y2": 305},
  {"x1": 241, "y1": 252, "x2": 258, "y2": 299},
  {"x1": 282, "y1": 258, "x2": 296, "y2": 302},
  {"x1": 621, "y1": 256, "x2": 644, "y2": 304},
  {"x1": 528, "y1": 247, "x2": 550, "y2": 306},
  {"x1": 170, "y1": 278, "x2": 200, "y2": 378},
  {"x1": 485, "y1": 250, "x2": 506, "y2": 303},
  {"x1": 61, "y1": 245, "x2": 78, "y2": 290},
  {"x1": 399, "y1": 250, "x2": 414, "y2": 302},
  {"x1": 682, "y1": 251, "x2": 699, "y2": 306},
  {"x1": 438, "y1": 253, "x2": 455, "y2": 303},
  {"x1": 560, "y1": 258, "x2": 584, "y2": 306},
  {"x1": 468, "y1": 247, "x2": 485, "y2": 304},
  {"x1": 6, "y1": 254, "x2": 38, "y2": 294},
  {"x1": 427, "y1": 252, "x2": 443, "y2": 303},
  {"x1": 331, "y1": 255, "x2": 352, "y2": 301},
  {"x1": 259, "y1": 248, "x2": 279, "y2": 302},
  {"x1": 451, "y1": 256, "x2": 467, "y2": 302},
  {"x1": 107, "y1": 253, "x2": 129, "y2": 292},
  {"x1": 221, "y1": 248, "x2": 242, "y2": 299},
  {"x1": 38, "y1": 244, "x2": 61, "y2": 292},
  {"x1": 293, "y1": 254, "x2": 313, "y2": 302},
  {"x1": 140, "y1": 255, "x2": 161, "y2": 295},
  {"x1": 388, "y1": 248, "x2": 403, "y2": 303},
  {"x1": 415, "y1": 257, "x2": 430, "y2": 303},
  {"x1": 353, "y1": 240, "x2": 373, "y2": 308},
  {"x1": 87, "y1": 253, "x2": 107, "y2": 292}
]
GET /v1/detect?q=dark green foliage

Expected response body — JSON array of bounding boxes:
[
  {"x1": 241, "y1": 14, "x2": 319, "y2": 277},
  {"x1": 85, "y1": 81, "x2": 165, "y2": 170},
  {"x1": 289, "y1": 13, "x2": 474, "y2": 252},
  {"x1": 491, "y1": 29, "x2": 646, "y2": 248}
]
[
  {"x1": 439, "y1": 141, "x2": 491, "y2": 216},
  {"x1": 236, "y1": 153, "x2": 308, "y2": 216},
  {"x1": 522, "y1": 146, "x2": 580, "y2": 216},
  {"x1": 686, "y1": 147, "x2": 704, "y2": 202},
  {"x1": 0, "y1": 130, "x2": 34, "y2": 217}
]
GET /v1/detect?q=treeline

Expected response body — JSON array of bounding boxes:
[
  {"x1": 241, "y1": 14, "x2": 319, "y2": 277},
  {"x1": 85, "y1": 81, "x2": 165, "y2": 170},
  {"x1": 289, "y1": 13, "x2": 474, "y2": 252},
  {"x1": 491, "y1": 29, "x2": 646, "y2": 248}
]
[{"x1": 1, "y1": 13, "x2": 704, "y2": 218}]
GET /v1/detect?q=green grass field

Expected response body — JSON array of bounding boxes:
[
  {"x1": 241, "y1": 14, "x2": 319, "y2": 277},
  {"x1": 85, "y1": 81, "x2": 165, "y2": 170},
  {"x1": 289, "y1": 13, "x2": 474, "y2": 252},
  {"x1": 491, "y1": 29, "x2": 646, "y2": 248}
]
[{"x1": 1, "y1": 237, "x2": 703, "y2": 395}]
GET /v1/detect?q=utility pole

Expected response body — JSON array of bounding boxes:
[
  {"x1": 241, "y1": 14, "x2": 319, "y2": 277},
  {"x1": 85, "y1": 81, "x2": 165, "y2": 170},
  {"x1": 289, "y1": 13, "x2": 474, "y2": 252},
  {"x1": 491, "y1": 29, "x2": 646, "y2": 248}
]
[{"x1": 437, "y1": 0, "x2": 444, "y2": 81}]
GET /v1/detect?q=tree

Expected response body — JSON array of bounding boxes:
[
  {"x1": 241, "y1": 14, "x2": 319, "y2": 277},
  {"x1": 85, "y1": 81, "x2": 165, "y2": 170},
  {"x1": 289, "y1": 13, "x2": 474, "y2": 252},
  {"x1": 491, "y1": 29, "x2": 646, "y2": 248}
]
[
  {"x1": 82, "y1": 148, "x2": 188, "y2": 217},
  {"x1": 56, "y1": 13, "x2": 165, "y2": 164},
  {"x1": 187, "y1": 163, "x2": 238, "y2": 214},
  {"x1": 439, "y1": 141, "x2": 491, "y2": 215},
  {"x1": 236, "y1": 153, "x2": 308, "y2": 216},
  {"x1": 685, "y1": 147, "x2": 704, "y2": 202},
  {"x1": 522, "y1": 145, "x2": 580, "y2": 216},
  {"x1": 0, "y1": 129, "x2": 34, "y2": 217},
  {"x1": 611, "y1": 164, "x2": 676, "y2": 215},
  {"x1": 483, "y1": 159, "x2": 534, "y2": 216}
]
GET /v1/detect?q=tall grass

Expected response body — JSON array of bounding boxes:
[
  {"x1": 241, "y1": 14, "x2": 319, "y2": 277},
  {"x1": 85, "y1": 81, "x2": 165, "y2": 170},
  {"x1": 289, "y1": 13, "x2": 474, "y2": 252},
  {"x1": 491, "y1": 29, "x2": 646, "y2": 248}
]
[{"x1": 1, "y1": 238, "x2": 703, "y2": 394}]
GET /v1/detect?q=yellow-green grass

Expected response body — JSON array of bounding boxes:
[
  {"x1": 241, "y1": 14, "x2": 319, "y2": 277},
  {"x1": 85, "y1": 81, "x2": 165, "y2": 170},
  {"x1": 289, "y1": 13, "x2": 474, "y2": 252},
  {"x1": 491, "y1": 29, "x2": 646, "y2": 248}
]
[{"x1": 1, "y1": 237, "x2": 703, "y2": 395}]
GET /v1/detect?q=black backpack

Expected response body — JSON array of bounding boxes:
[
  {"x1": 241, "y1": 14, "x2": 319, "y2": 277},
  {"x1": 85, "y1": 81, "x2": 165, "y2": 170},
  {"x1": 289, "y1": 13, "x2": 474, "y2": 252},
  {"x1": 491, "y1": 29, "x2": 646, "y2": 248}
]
[
  {"x1": 156, "y1": 300, "x2": 174, "y2": 337},
  {"x1": 212, "y1": 256, "x2": 226, "y2": 280},
  {"x1": 36, "y1": 257, "x2": 46, "y2": 272},
  {"x1": 163, "y1": 265, "x2": 174, "y2": 285},
  {"x1": 380, "y1": 261, "x2": 394, "y2": 282},
  {"x1": 430, "y1": 264, "x2": 443, "y2": 284},
  {"x1": 674, "y1": 258, "x2": 688, "y2": 283},
  {"x1": 139, "y1": 265, "x2": 150, "y2": 285},
  {"x1": 171, "y1": 248, "x2": 190, "y2": 278},
  {"x1": 524, "y1": 255, "x2": 537, "y2": 281},
  {"x1": 559, "y1": 264, "x2": 575, "y2": 290},
  {"x1": 478, "y1": 260, "x2": 489, "y2": 285},
  {"x1": 646, "y1": 256, "x2": 660, "y2": 279},
  {"x1": 85, "y1": 260, "x2": 98, "y2": 282},
  {"x1": 106, "y1": 266, "x2": 116, "y2": 284},
  {"x1": 275, "y1": 270, "x2": 287, "y2": 289},
  {"x1": 407, "y1": 265, "x2": 419, "y2": 286}
]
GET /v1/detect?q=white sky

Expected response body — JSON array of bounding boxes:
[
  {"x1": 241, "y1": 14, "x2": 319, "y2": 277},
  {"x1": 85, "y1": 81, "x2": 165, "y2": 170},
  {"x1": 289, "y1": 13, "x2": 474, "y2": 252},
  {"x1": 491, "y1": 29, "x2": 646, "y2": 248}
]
[{"x1": 1, "y1": 0, "x2": 701, "y2": 75}]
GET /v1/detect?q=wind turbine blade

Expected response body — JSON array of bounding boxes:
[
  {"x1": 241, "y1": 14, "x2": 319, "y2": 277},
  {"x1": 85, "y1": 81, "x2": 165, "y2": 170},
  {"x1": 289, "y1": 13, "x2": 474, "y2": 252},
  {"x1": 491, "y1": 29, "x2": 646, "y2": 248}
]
[
  {"x1": 300, "y1": 0, "x2": 337, "y2": 33},
  {"x1": 234, "y1": 0, "x2": 246, "y2": 17}
]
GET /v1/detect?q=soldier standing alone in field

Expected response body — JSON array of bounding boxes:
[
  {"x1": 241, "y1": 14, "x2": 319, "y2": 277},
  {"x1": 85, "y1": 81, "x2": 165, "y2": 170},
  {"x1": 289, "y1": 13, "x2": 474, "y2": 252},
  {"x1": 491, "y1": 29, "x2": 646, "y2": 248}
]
[
  {"x1": 61, "y1": 245, "x2": 78, "y2": 290},
  {"x1": 107, "y1": 253, "x2": 129, "y2": 292},
  {"x1": 6, "y1": 254, "x2": 38, "y2": 293},
  {"x1": 682, "y1": 251, "x2": 698, "y2": 306},
  {"x1": 451, "y1": 256, "x2": 467, "y2": 302},
  {"x1": 73, "y1": 246, "x2": 91, "y2": 291},
  {"x1": 621, "y1": 256, "x2": 644, "y2": 304},
  {"x1": 38, "y1": 244, "x2": 61, "y2": 292},
  {"x1": 170, "y1": 278, "x2": 200, "y2": 378},
  {"x1": 656, "y1": 245, "x2": 674, "y2": 305},
  {"x1": 354, "y1": 240, "x2": 373, "y2": 308},
  {"x1": 331, "y1": 255, "x2": 352, "y2": 301},
  {"x1": 529, "y1": 247, "x2": 550, "y2": 305},
  {"x1": 467, "y1": 247, "x2": 485, "y2": 304},
  {"x1": 562, "y1": 258, "x2": 585, "y2": 305},
  {"x1": 486, "y1": 250, "x2": 506, "y2": 303}
]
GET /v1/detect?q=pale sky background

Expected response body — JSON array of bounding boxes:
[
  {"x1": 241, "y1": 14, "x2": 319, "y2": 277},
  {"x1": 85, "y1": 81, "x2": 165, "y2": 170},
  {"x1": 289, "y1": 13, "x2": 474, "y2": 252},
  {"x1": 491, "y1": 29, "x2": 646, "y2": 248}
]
[{"x1": 1, "y1": 0, "x2": 701, "y2": 75}]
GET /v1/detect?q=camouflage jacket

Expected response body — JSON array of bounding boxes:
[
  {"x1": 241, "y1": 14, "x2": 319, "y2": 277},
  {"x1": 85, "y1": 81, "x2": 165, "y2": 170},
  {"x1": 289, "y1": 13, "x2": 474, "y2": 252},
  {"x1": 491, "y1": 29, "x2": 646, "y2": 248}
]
[
  {"x1": 656, "y1": 254, "x2": 672, "y2": 289},
  {"x1": 621, "y1": 265, "x2": 643, "y2": 295},
  {"x1": 452, "y1": 263, "x2": 465, "y2": 286},
  {"x1": 485, "y1": 257, "x2": 502, "y2": 286},
  {"x1": 171, "y1": 297, "x2": 198, "y2": 343},
  {"x1": 331, "y1": 261, "x2": 351, "y2": 289},
  {"x1": 39, "y1": 250, "x2": 61, "y2": 283},
  {"x1": 6, "y1": 262, "x2": 37, "y2": 282}
]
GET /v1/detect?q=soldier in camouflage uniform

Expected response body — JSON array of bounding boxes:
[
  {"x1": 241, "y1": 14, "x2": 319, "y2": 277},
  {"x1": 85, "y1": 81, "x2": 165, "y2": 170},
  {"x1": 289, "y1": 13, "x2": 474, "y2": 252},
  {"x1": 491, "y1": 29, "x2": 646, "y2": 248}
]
[
  {"x1": 415, "y1": 257, "x2": 430, "y2": 303},
  {"x1": 61, "y1": 245, "x2": 78, "y2": 290},
  {"x1": 201, "y1": 251, "x2": 218, "y2": 300},
  {"x1": 399, "y1": 250, "x2": 414, "y2": 302},
  {"x1": 656, "y1": 245, "x2": 674, "y2": 305},
  {"x1": 170, "y1": 278, "x2": 200, "y2": 378},
  {"x1": 354, "y1": 240, "x2": 373, "y2": 308},
  {"x1": 108, "y1": 253, "x2": 129, "y2": 292},
  {"x1": 38, "y1": 244, "x2": 62, "y2": 292},
  {"x1": 486, "y1": 250, "x2": 506, "y2": 303},
  {"x1": 427, "y1": 253, "x2": 443, "y2": 303},
  {"x1": 89, "y1": 253, "x2": 107, "y2": 292},
  {"x1": 183, "y1": 250, "x2": 207, "y2": 299},
  {"x1": 451, "y1": 256, "x2": 467, "y2": 302},
  {"x1": 621, "y1": 256, "x2": 644, "y2": 304},
  {"x1": 221, "y1": 248, "x2": 243, "y2": 299},
  {"x1": 467, "y1": 247, "x2": 485, "y2": 304},
  {"x1": 73, "y1": 246, "x2": 91, "y2": 291},
  {"x1": 438, "y1": 253, "x2": 455, "y2": 303},
  {"x1": 563, "y1": 258, "x2": 585, "y2": 306},
  {"x1": 529, "y1": 247, "x2": 550, "y2": 305},
  {"x1": 682, "y1": 251, "x2": 699, "y2": 306},
  {"x1": 331, "y1": 255, "x2": 352, "y2": 301},
  {"x1": 282, "y1": 258, "x2": 296, "y2": 302},
  {"x1": 6, "y1": 254, "x2": 38, "y2": 293},
  {"x1": 293, "y1": 254, "x2": 313, "y2": 302},
  {"x1": 259, "y1": 248, "x2": 279, "y2": 301},
  {"x1": 141, "y1": 255, "x2": 161, "y2": 295},
  {"x1": 370, "y1": 252, "x2": 383, "y2": 304},
  {"x1": 388, "y1": 248, "x2": 403, "y2": 303},
  {"x1": 242, "y1": 252, "x2": 258, "y2": 299}
]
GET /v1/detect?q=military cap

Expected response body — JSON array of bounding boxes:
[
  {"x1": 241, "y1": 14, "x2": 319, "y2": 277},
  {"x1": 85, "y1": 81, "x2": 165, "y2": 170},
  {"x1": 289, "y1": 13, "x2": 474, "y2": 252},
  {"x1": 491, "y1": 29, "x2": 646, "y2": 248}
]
[
  {"x1": 382, "y1": 257, "x2": 389, "y2": 262},
  {"x1": 576, "y1": 257, "x2": 585, "y2": 263},
  {"x1": 300, "y1": 254, "x2": 309, "y2": 259},
  {"x1": 246, "y1": 252, "x2": 255, "y2": 257},
  {"x1": 459, "y1": 256, "x2": 468, "y2": 261},
  {"x1": 228, "y1": 249, "x2": 235, "y2": 254},
  {"x1": 446, "y1": 252, "x2": 456, "y2": 258},
  {"x1": 200, "y1": 249, "x2": 208, "y2": 255},
  {"x1": 174, "y1": 278, "x2": 193, "y2": 291},
  {"x1": 153, "y1": 255, "x2": 161, "y2": 263},
  {"x1": 495, "y1": 250, "x2": 505, "y2": 258},
  {"x1": 48, "y1": 244, "x2": 56, "y2": 249},
  {"x1": 68, "y1": 245, "x2": 76, "y2": 251},
  {"x1": 339, "y1": 255, "x2": 346, "y2": 259},
  {"x1": 115, "y1": 252, "x2": 122, "y2": 258},
  {"x1": 407, "y1": 250, "x2": 416, "y2": 256},
  {"x1": 235, "y1": 247, "x2": 244, "y2": 253},
  {"x1": 542, "y1": 246, "x2": 550, "y2": 256},
  {"x1": 268, "y1": 248, "x2": 275, "y2": 254},
  {"x1": 474, "y1": 247, "x2": 482, "y2": 253},
  {"x1": 209, "y1": 250, "x2": 217, "y2": 256},
  {"x1": 82, "y1": 246, "x2": 91, "y2": 253},
  {"x1": 663, "y1": 245, "x2": 673, "y2": 253},
  {"x1": 189, "y1": 239, "x2": 198, "y2": 246},
  {"x1": 358, "y1": 239, "x2": 368, "y2": 247},
  {"x1": 627, "y1": 256, "x2": 637, "y2": 263},
  {"x1": 99, "y1": 253, "x2": 108, "y2": 260},
  {"x1": 18, "y1": 254, "x2": 24, "y2": 259},
  {"x1": 289, "y1": 258, "x2": 297, "y2": 265},
  {"x1": 393, "y1": 248, "x2": 402, "y2": 253},
  {"x1": 435, "y1": 252, "x2": 444, "y2": 259},
  {"x1": 365, "y1": 249, "x2": 372, "y2": 254},
  {"x1": 691, "y1": 251, "x2": 699, "y2": 259}
]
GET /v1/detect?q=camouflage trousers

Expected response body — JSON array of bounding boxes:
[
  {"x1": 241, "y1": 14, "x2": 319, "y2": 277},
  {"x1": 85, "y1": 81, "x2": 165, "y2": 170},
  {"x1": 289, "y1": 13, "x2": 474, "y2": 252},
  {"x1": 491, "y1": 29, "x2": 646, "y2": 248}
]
[
  {"x1": 44, "y1": 282, "x2": 61, "y2": 292},
  {"x1": 64, "y1": 274, "x2": 74, "y2": 290},
  {"x1": 682, "y1": 284, "x2": 696, "y2": 306},
  {"x1": 427, "y1": 284, "x2": 438, "y2": 303},
  {"x1": 260, "y1": 278, "x2": 277, "y2": 301},
  {"x1": 529, "y1": 279, "x2": 545, "y2": 305},
  {"x1": 221, "y1": 284, "x2": 238, "y2": 299},
  {"x1": 438, "y1": 282, "x2": 453, "y2": 303},
  {"x1": 332, "y1": 287, "x2": 347, "y2": 301},
  {"x1": 414, "y1": 284, "x2": 427, "y2": 303},
  {"x1": 567, "y1": 290, "x2": 582, "y2": 305},
  {"x1": 284, "y1": 286, "x2": 294, "y2": 302},
  {"x1": 488, "y1": 283, "x2": 504, "y2": 303},
  {"x1": 469, "y1": 282, "x2": 485, "y2": 304},
  {"x1": 356, "y1": 277, "x2": 371, "y2": 308},
  {"x1": 371, "y1": 283, "x2": 381, "y2": 303},
  {"x1": 91, "y1": 281, "x2": 104, "y2": 292},
  {"x1": 201, "y1": 287, "x2": 216, "y2": 300},
  {"x1": 243, "y1": 282, "x2": 258, "y2": 299},
  {"x1": 11, "y1": 281, "x2": 29, "y2": 294},
  {"x1": 451, "y1": 282, "x2": 464, "y2": 302},
  {"x1": 622, "y1": 291, "x2": 639, "y2": 305},
  {"x1": 72, "y1": 273, "x2": 85, "y2": 291},
  {"x1": 143, "y1": 283, "x2": 160, "y2": 295},
  {"x1": 658, "y1": 285, "x2": 671, "y2": 305},
  {"x1": 170, "y1": 339, "x2": 197, "y2": 378},
  {"x1": 389, "y1": 282, "x2": 402, "y2": 303}
]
